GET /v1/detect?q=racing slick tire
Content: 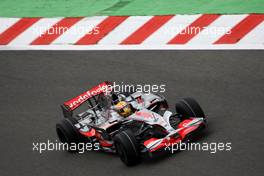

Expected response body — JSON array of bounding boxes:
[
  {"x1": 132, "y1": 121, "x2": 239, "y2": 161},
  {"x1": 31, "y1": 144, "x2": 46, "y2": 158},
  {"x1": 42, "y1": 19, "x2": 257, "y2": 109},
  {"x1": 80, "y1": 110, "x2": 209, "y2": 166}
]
[
  {"x1": 56, "y1": 118, "x2": 83, "y2": 151},
  {"x1": 66, "y1": 117, "x2": 78, "y2": 124},
  {"x1": 113, "y1": 129, "x2": 140, "y2": 166},
  {"x1": 175, "y1": 97, "x2": 205, "y2": 120}
]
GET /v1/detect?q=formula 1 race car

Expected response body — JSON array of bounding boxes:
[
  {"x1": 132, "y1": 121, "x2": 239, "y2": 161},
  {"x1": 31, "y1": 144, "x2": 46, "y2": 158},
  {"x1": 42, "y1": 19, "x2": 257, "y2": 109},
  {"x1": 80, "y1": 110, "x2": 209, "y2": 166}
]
[{"x1": 56, "y1": 81, "x2": 207, "y2": 166}]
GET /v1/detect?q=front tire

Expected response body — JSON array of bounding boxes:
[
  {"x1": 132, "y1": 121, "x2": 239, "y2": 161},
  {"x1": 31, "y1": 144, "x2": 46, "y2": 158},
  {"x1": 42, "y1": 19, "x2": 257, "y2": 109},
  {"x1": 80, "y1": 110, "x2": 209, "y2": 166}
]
[
  {"x1": 175, "y1": 97, "x2": 205, "y2": 120},
  {"x1": 113, "y1": 129, "x2": 140, "y2": 166}
]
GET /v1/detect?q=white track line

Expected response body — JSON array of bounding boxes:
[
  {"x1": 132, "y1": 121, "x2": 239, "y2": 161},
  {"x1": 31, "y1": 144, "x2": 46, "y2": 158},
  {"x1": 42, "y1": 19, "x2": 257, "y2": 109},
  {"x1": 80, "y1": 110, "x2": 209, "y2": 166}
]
[
  {"x1": 188, "y1": 15, "x2": 248, "y2": 44},
  {"x1": 98, "y1": 16, "x2": 152, "y2": 44},
  {"x1": 0, "y1": 44, "x2": 263, "y2": 50},
  {"x1": 0, "y1": 18, "x2": 20, "y2": 34},
  {"x1": 52, "y1": 16, "x2": 107, "y2": 44},
  {"x1": 237, "y1": 21, "x2": 264, "y2": 45},
  {"x1": 142, "y1": 15, "x2": 201, "y2": 44},
  {"x1": 8, "y1": 18, "x2": 63, "y2": 45}
]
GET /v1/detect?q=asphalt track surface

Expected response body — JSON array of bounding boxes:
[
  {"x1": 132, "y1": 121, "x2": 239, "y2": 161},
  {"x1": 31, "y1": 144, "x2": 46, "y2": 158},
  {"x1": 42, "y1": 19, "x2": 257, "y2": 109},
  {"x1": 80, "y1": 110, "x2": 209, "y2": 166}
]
[{"x1": 0, "y1": 50, "x2": 263, "y2": 176}]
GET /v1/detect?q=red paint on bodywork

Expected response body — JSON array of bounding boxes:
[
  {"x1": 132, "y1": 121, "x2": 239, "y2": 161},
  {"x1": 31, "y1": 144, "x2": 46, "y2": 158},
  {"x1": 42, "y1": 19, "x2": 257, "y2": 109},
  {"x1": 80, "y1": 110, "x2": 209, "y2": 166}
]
[
  {"x1": 178, "y1": 119, "x2": 200, "y2": 139},
  {"x1": 80, "y1": 128, "x2": 96, "y2": 137}
]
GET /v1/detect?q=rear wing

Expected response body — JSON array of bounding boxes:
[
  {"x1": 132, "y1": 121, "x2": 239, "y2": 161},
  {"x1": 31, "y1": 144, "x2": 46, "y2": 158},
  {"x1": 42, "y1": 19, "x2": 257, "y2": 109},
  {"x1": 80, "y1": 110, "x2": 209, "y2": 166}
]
[{"x1": 62, "y1": 81, "x2": 112, "y2": 115}]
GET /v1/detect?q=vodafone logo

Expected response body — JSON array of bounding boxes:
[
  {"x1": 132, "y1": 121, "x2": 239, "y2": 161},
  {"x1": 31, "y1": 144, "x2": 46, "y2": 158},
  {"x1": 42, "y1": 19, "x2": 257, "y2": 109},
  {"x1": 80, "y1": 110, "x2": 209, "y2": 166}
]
[{"x1": 64, "y1": 82, "x2": 111, "y2": 110}]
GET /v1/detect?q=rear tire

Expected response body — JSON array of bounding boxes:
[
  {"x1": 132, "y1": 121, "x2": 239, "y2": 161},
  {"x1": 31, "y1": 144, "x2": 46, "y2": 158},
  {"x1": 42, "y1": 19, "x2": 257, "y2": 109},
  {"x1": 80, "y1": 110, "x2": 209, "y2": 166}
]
[
  {"x1": 66, "y1": 117, "x2": 78, "y2": 124},
  {"x1": 113, "y1": 129, "x2": 140, "y2": 166},
  {"x1": 175, "y1": 97, "x2": 205, "y2": 120},
  {"x1": 56, "y1": 118, "x2": 83, "y2": 151}
]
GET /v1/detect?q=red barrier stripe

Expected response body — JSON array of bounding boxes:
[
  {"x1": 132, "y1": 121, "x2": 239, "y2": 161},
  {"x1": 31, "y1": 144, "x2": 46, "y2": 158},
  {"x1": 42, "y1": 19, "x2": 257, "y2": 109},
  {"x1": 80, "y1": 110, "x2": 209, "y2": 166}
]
[
  {"x1": 214, "y1": 14, "x2": 264, "y2": 44},
  {"x1": 121, "y1": 15, "x2": 174, "y2": 44},
  {"x1": 31, "y1": 17, "x2": 82, "y2": 45},
  {"x1": 76, "y1": 16, "x2": 128, "y2": 45},
  {"x1": 0, "y1": 18, "x2": 40, "y2": 45},
  {"x1": 168, "y1": 14, "x2": 220, "y2": 44}
]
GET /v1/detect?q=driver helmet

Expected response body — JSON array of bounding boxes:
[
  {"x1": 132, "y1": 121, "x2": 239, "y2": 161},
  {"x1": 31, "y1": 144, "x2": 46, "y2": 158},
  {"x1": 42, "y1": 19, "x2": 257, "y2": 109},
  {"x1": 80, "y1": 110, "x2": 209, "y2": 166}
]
[{"x1": 114, "y1": 101, "x2": 132, "y2": 117}]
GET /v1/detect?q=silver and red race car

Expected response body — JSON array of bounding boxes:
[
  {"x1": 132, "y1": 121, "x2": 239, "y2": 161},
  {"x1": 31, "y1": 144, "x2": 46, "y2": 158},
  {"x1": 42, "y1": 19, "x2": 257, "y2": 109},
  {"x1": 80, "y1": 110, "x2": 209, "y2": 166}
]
[{"x1": 56, "y1": 81, "x2": 207, "y2": 166}]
